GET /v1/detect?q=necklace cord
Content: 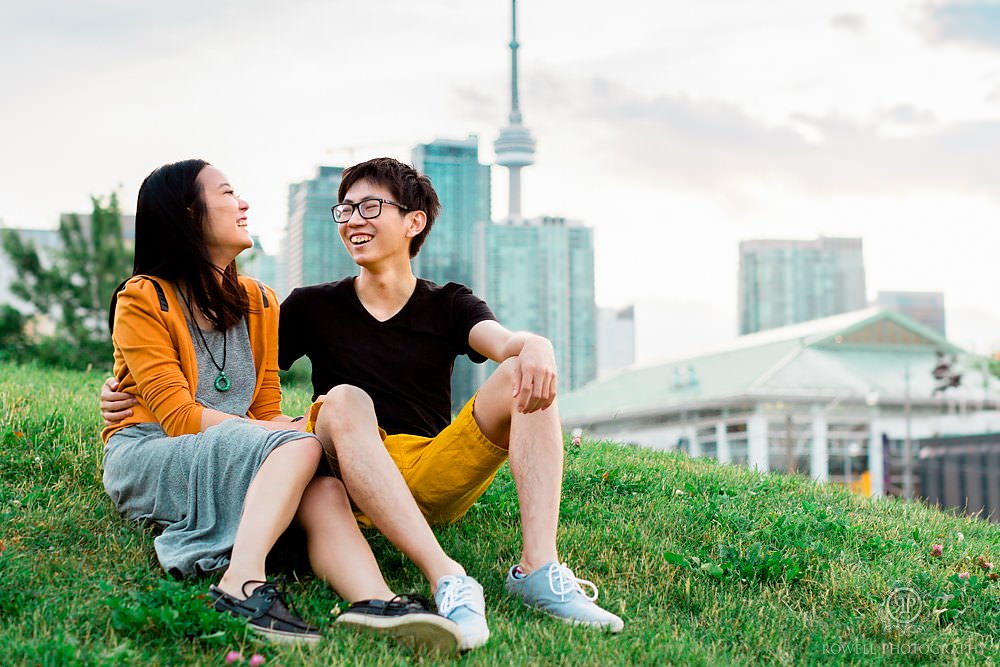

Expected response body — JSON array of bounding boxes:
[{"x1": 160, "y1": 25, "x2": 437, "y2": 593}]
[{"x1": 177, "y1": 289, "x2": 229, "y2": 391}]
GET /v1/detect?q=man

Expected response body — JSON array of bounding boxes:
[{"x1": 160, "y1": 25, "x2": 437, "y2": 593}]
[
  {"x1": 283, "y1": 157, "x2": 623, "y2": 633},
  {"x1": 104, "y1": 157, "x2": 624, "y2": 646}
]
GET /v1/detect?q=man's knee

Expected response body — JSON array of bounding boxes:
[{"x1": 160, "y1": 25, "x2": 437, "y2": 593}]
[
  {"x1": 470, "y1": 362, "x2": 522, "y2": 446},
  {"x1": 481, "y1": 358, "x2": 519, "y2": 406},
  {"x1": 322, "y1": 384, "x2": 374, "y2": 410},
  {"x1": 316, "y1": 384, "x2": 375, "y2": 433},
  {"x1": 493, "y1": 358, "x2": 519, "y2": 385}
]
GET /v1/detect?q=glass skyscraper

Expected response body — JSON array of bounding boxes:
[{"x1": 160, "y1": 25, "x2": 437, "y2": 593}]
[
  {"x1": 286, "y1": 166, "x2": 357, "y2": 291},
  {"x1": 412, "y1": 137, "x2": 492, "y2": 410},
  {"x1": 412, "y1": 136, "x2": 491, "y2": 289},
  {"x1": 238, "y1": 236, "x2": 286, "y2": 299},
  {"x1": 486, "y1": 216, "x2": 597, "y2": 392},
  {"x1": 597, "y1": 305, "x2": 635, "y2": 379},
  {"x1": 567, "y1": 224, "x2": 597, "y2": 390},
  {"x1": 738, "y1": 236, "x2": 867, "y2": 335}
]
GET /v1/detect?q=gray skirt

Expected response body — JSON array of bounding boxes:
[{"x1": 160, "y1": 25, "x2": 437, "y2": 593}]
[{"x1": 103, "y1": 419, "x2": 309, "y2": 578}]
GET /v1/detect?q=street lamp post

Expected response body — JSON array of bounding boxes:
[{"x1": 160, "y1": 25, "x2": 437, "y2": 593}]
[{"x1": 903, "y1": 363, "x2": 913, "y2": 499}]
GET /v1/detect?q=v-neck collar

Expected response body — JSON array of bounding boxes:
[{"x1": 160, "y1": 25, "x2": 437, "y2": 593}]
[{"x1": 348, "y1": 276, "x2": 419, "y2": 324}]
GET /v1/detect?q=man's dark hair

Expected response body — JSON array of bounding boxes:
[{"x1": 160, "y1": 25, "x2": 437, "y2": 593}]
[{"x1": 338, "y1": 157, "x2": 441, "y2": 257}]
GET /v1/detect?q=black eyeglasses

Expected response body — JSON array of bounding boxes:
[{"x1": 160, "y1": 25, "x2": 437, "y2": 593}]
[{"x1": 331, "y1": 198, "x2": 411, "y2": 223}]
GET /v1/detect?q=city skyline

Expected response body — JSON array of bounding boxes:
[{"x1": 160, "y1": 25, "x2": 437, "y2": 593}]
[{"x1": 4, "y1": 1, "x2": 1000, "y2": 360}]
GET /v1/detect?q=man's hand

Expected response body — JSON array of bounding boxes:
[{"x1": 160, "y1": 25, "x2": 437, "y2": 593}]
[
  {"x1": 469, "y1": 322, "x2": 560, "y2": 414},
  {"x1": 100, "y1": 377, "x2": 137, "y2": 426},
  {"x1": 511, "y1": 335, "x2": 557, "y2": 413}
]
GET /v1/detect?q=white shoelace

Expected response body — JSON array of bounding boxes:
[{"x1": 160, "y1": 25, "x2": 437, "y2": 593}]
[
  {"x1": 546, "y1": 562, "x2": 599, "y2": 602},
  {"x1": 437, "y1": 577, "x2": 479, "y2": 616}
]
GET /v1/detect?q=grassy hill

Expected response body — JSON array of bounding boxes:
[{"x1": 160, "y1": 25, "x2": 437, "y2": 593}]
[{"x1": 1, "y1": 361, "x2": 999, "y2": 666}]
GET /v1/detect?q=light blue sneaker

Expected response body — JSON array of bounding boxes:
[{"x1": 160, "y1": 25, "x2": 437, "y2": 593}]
[
  {"x1": 505, "y1": 561, "x2": 624, "y2": 633},
  {"x1": 434, "y1": 575, "x2": 490, "y2": 650}
]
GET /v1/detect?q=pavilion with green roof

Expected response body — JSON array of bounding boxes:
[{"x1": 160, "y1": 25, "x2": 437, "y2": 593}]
[{"x1": 560, "y1": 308, "x2": 1000, "y2": 496}]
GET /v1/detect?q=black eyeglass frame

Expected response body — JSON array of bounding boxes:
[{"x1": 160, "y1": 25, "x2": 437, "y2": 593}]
[{"x1": 331, "y1": 198, "x2": 412, "y2": 223}]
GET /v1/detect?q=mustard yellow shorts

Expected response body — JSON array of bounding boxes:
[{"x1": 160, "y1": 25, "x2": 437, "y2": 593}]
[
  {"x1": 307, "y1": 394, "x2": 508, "y2": 526},
  {"x1": 382, "y1": 394, "x2": 509, "y2": 525}
]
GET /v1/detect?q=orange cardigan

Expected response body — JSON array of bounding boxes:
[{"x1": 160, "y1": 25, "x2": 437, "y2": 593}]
[{"x1": 101, "y1": 275, "x2": 284, "y2": 443}]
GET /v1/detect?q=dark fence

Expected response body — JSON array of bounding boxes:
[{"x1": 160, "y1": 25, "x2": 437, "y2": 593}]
[{"x1": 919, "y1": 433, "x2": 1000, "y2": 523}]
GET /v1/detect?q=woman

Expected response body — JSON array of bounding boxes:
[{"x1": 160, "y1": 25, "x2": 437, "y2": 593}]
[{"x1": 102, "y1": 159, "x2": 462, "y2": 648}]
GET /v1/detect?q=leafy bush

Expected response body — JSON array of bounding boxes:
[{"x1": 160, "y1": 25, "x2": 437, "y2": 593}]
[{"x1": 106, "y1": 577, "x2": 244, "y2": 643}]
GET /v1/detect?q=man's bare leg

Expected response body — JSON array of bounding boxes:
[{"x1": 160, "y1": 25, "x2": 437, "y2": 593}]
[
  {"x1": 313, "y1": 385, "x2": 491, "y2": 649},
  {"x1": 470, "y1": 360, "x2": 624, "y2": 632},
  {"x1": 312, "y1": 385, "x2": 464, "y2": 589},
  {"x1": 469, "y1": 359, "x2": 562, "y2": 573}
]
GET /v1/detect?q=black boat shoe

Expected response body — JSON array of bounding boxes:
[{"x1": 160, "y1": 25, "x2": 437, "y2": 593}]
[
  {"x1": 209, "y1": 580, "x2": 321, "y2": 645},
  {"x1": 336, "y1": 594, "x2": 461, "y2": 652}
]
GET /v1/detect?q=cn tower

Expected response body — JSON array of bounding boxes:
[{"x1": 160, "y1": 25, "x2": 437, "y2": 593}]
[{"x1": 494, "y1": 0, "x2": 536, "y2": 221}]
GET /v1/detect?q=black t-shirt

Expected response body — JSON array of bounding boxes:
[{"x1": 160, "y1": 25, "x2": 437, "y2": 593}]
[{"x1": 279, "y1": 278, "x2": 496, "y2": 437}]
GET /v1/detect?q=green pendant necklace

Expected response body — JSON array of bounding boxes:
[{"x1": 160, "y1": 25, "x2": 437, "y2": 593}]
[{"x1": 179, "y1": 290, "x2": 230, "y2": 392}]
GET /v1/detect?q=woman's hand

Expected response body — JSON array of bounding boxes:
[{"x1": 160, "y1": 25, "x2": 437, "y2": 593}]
[{"x1": 100, "y1": 377, "x2": 137, "y2": 426}]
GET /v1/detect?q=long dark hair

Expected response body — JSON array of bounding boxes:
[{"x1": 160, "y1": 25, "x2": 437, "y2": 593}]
[{"x1": 108, "y1": 159, "x2": 249, "y2": 333}]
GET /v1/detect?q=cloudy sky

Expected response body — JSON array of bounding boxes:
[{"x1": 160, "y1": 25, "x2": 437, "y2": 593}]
[{"x1": 3, "y1": 0, "x2": 1000, "y2": 362}]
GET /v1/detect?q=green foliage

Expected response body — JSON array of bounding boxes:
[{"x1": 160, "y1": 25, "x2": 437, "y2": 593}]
[
  {"x1": 933, "y1": 573, "x2": 987, "y2": 625},
  {"x1": 989, "y1": 356, "x2": 1000, "y2": 382},
  {"x1": 2, "y1": 361, "x2": 1000, "y2": 665},
  {"x1": 0, "y1": 304, "x2": 29, "y2": 361},
  {"x1": 106, "y1": 577, "x2": 244, "y2": 642},
  {"x1": 0, "y1": 193, "x2": 131, "y2": 370},
  {"x1": 279, "y1": 356, "x2": 314, "y2": 393}
]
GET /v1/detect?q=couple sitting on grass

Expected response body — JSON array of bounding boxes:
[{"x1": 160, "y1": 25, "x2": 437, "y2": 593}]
[{"x1": 99, "y1": 157, "x2": 623, "y2": 652}]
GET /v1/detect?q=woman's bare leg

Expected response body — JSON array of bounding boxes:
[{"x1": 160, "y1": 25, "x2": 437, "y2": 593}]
[
  {"x1": 296, "y1": 475, "x2": 395, "y2": 601},
  {"x1": 217, "y1": 437, "x2": 322, "y2": 597}
]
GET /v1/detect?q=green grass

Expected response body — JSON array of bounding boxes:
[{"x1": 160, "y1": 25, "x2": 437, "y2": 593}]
[{"x1": 1, "y1": 361, "x2": 999, "y2": 666}]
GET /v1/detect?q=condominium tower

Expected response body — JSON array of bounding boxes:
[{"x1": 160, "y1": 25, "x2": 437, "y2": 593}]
[
  {"x1": 411, "y1": 136, "x2": 491, "y2": 290},
  {"x1": 597, "y1": 305, "x2": 636, "y2": 379},
  {"x1": 286, "y1": 166, "x2": 356, "y2": 291},
  {"x1": 738, "y1": 237, "x2": 866, "y2": 335},
  {"x1": 486, "y1": 216, "x2": 597, "y2": 391},
  {"x1": 412, "y1": 136, "x2": 492, "y2": 409}
]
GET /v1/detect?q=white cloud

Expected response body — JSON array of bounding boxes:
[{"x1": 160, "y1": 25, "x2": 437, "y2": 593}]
[
  {"x1": 527, "y1": 76, "x2": 1000, "y2": 203},
  {"x1": 831, "y1": 13, "x2": 867, "y2": 33}
]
